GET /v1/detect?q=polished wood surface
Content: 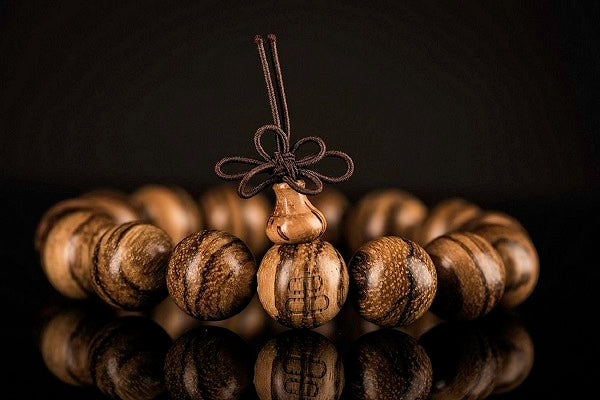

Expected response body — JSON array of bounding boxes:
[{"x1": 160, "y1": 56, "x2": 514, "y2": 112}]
[
  {"x1": 91, "y1": 222, "x2": 172, "y2": 310},
  {"x1": 349, "y1": 237, "x2": 437, "y2": 327},
  {"x1": 167, "y1": 230, "x2": 257, "y2": 320},
  {"x1": 459, "y1": 210, "x2": 525, "y2": 233},
  {"x1": 425, "y1": 232, "x2": 506, "y2": 320},
  {"x1": 310, "y1": 187, "x2": 350, "y2": 244},
  {"x1": 257, "y1": 240, "x2": 349, "y2": 329},
  {"x1": 416, "y1": 198, "x2": 480, "y2": 245}
]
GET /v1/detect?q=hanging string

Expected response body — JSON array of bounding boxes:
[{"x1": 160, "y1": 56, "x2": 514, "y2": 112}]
[{"x1": 215, "y1": 34, "x2": 354, "y2": 199}]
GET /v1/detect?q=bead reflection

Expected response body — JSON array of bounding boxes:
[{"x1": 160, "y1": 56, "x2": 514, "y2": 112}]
[{"x1": 254, "y1": 330, "x2": 344, "y2": 400}]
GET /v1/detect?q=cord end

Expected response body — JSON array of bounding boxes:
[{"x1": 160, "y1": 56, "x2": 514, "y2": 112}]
[
  {"x1": 254, "y1": 35, "x2": 264, "y2": 45},
  {"x1": 267, "y1": 33, "x2": 277, "y2": 43}
]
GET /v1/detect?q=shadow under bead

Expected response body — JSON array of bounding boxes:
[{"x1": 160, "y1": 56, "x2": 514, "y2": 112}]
[
  {"x1": 41, "y1": 210, "x2": 114, "y2": 299},
  {"x1": 345, "y1": 189, "x2": 428, "y2": 254},
  {"x1": 131, "y1": 184, "x2": 203, "y2": 244},
  {"x1": 257, "y1": 239, "x2": 349, "y2": 329},
  {"x1": 310, "y1": 187, "x2": 350, "y2": 244},
  {"x1": 199, "y1": 185, "x2": 270, "y2": 256},
  {"x1": 254, "y1": 330, "x2": 344, "y2": 400},
  {"x1": 416, "y1": 198, "x2": 480, "y2": 246},
  {"x1": 346, "y1": 329, "x2": 432, "y2": 400},
  {"x1": 349, "y1": 236, "x2": 437, "y2": 327},
  {"x1": 425, "y1": 232, "x2": 506, "y2": 321},
  {"x1": 92, "y1": 222, "x2": 172, "y2": 310},
  {"x1": 472, "y1": 225, "x2": 539, "y2": 308},
  {"x1": 167, "y1": 230, "x2": 257, "y2": 320},
  {"x1": 164, "y1": 326, "x2": 254, "y2": 400},
  {"x1": 89, "y1": 317, "x2": 172, "y2": 399}
]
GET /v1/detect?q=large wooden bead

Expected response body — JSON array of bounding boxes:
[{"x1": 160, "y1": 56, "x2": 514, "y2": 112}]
[
  {"x1": 425, "y1": 232, "x2": 506, "y2": 320},
  {"x1": 349, "y1": 237, "x2": 437, "y2": 327},
  {"x1": 416, "y1": 198, "x2": 480, "y2": 245},
  {"x1": 164, "y1": 327, "x2": 254, "y2": 399},
  {"x1": 92, "y1": 222, "x2": 172, "y2": 310},
  {"x1": 254, "y1": 330, "x2": 344, "y2": 400},
  {"x1": 345, "y1": 189, "x2": 427, "y2": 253},
  {"x1": 41, "y1": 211, "x2": 114, "y2": 299},
  {"x1": 346, "y1": 329, "x2": 432, "y2": 400},
  {"x1": 267, "y1": 181, "x2": 327, "y2": 244},
  {"x1": 89, "y1": 317, "x2": 172, "y2": 399},
  {"x1": 472, "y1": 225, "x2": 539, "y2": 307},
  {"x1": 459, "y1": 210, "x2": 525, "y2": 233},
  {"x1": 257, "y1": 240, "x2": 349, "y2": 329},
  {"x1": 310, "y1": 187, "x2": 350, "y2": 244},
  {"x1": 131, "y1": 184, "x2": 202, "y2": 243},
  {"x1": 167, "y1": 230, "x2": 257, "y2": 320},
  {"x1": 200, "y1": 185, "x2": 270, "y2": 255}
]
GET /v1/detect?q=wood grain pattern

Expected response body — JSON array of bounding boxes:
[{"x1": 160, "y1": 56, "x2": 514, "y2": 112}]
[
  {"x1": 167, "y1": 230, "x2": 257, "y2": 320},
  {"x1": 89, "y1": 317, "x2": 171, "y2": 399},
  {"x1": 345, "y1": 189, "x2": 428, "y2": 254},
  {"x1": 164, "y1": 326, "x2": 253, "y2": 400},
  {"x1": 257, "y1": 240, "x2": 349, "y2": 329},
  {"x1": 92, "y1": 222, "x2": 172, "y2": 310},
  {"x1": 425, "y1": 232, "x2": 506, "y2": 320},
  {"x1": 309, "y1": 187, "x2": 349, "y2": 244},
  {"x1": 459, "y1": 210, "x2": 525, "y2": 233},
  {"x1": 416, "y1": 198, "x2": 480, "y2": 245},
  {"x1": 200, "y1": 185, "x2": 270, "y2": 256},
  {"x1": 472, "y1": 225, "x2": 539, "y2": 307},
  {"x1": 266, "y1": 182, "x2": 327, "y2": 245},
  {"x1": 41, "y1": 210, "x2": 115, "y2": 299},
  {"x1": 346, "y1": 329, "x2": 432, "y2": 400},
  {"x1": 131, "y1": 184, "x2": 202, "y2": 244},
  {"x1": 349, "y1": 236, "x2": 437, "y2": 327},
  {"x1": 254, "y1": 330, "x2": 344, "y2": 400}
]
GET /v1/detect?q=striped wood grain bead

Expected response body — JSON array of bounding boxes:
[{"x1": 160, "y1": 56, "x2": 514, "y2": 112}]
[
  {"x1": 345, "y1": 189, "x2": 428, "y2": 254},
  {"x1": 41, "y1": 210, "x2": 115, "y2": 299},
  {"x1": 200, "y1": 185, "x2": 270, "y2": 256},
  {"x1": 92, "y1": 222, "x2": 172, "y2": 310},
  {"x1": 472, "y1": 225, "x2": 539, "y2": 308},
  {"x1": 425, "y1": 232, "x2": 506, "y2": 320},
  {"x1": 459, "y1": 210, "x2": 525, "y2": 233},
  {"x1": 416, "y1": 198, "x2": 480, "y2": 245},
  {"x1": 349, "y1": 237, "x2": 437, "y2": 327},
  {"x1": 167, "y1": 230, "x2": 257, "y2": 320},
  {"x1": 309, "y1": 187, "x2": 349, "y2": 244},
  {"x1": 131, "y1": 184, "x2": 202, "y2": 244},
  {"x1": 257, "y1": 239, "x2": 348, "y2": 329},
  {"x1": 254, "y1": 330, "x2": 344, "y2": 400}
]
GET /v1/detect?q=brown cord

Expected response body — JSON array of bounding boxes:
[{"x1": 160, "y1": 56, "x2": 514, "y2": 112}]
[{"x1": 215, "y1": 34, "x2": 354, "y2": 198}]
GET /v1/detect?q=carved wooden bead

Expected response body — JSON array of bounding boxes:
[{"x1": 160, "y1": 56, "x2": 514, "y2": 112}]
[
  {"x1": 345, "y1": 189, "x2": 428, "y2": 253},
  {"x1": 349, "y1": 237, "x2": 437, "y2": 327},
  {"x1": 200, "y1": 185, "x2": 270, "y2": 255},
  {"x1": 267, "y1": 181, "x2": 327, "y2": 244},
  {"x1": 167, "y1": 230, "x2": 257, "y2": 320},
  {"x1": 310, "y1": 187, "x2": 350, "y2": 244},
  {"x1": 254, "y1": 330, "x2": 344, "y2": 400},
  {"x1": 41, "y1": 210, "x2": 114, "y2": 299},
  {"x1": 416, "y1": 198, "x2": 480, "y2": 245},
  {"x1": 459, "y1": 210, "x2": 525, "y2": 233},
  {"x1": 425, "y1": 232, "x2": 506, "y2": 320},
  {"x1": 131, "y1": 184, "x2": 202, "y2": 244},
  {"x1": 164, "y1": 327, "x2": 253, "y2": 400},
  {"x1": 346, "y1": 329, "x2": 432, "y2": 400},
  {"x1": 92, "y1": 222, "x2": 172, "y2": 310},
  {"x1": 257, "y1": 239, "x2": 349, "y2": 329},
  {"x1": 472, "y1": 225, "x2": 539, "y2": 307}
]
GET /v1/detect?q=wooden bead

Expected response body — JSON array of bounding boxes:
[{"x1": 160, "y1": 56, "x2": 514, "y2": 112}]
[
  {"x1": 92, "y1": 222, "x2": 172, "y2": 310},
  {"x1": 472, "y1": 225, "x2": 539, "y2": 307},
  {"x1": 257, "y1": 240, "x2": 349, "y2": 329},
  {"x1": 459, "y1": 210, "x2": 525, "y2": 233},
  {"x1": 346, "y1": 329, "x2": 432, "y2": 400},
  {"x1": 167, "y1": 230, "x2": 257, "y2": 320},
  {"x1": 200, "y1": 185, "x2": 270, "y2": 255},
  {"x1": 266, "y1": 181, "x2": 327, "y2": 244},
  {"x1": 151, "y1": 297, "x2": 201, "y2": 340},
  {"x1": 345, "y1": 189, "x2": 428, "y2": 254},
  {"x1": 310, "y1": 187, "x2": 350, "y2": 244},
  {"x1": 80, "y1": 189, "x2": 140, "y2": 222},
  {"x1": 349, "y1": 237, "x2": 437, "y2": 327},
  {"x1": 41, "y1": 211, "x2": 114, "y2": 299},
  {"x1": 416, "y1": 198, "x2": 480, "y2": 245},
  {"x1": 254, "y1": 330, "x2": 344, "y2": 400},
  {"x1": 131, "y1": 184, "x2": 202, "y2": 244},
  {"x1": 89, "y1": 317, "x2": 172, "y2": 399},
  {"x1": 164, "y1": 326, "x2": 253, "y2": 400},
  {"x1": 425, "y1": 232, "x2": 506, "y2": 320}
]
